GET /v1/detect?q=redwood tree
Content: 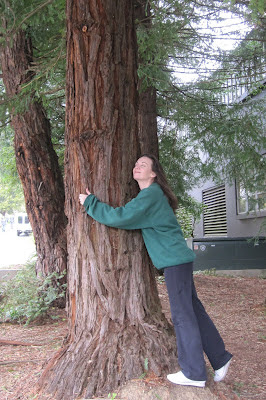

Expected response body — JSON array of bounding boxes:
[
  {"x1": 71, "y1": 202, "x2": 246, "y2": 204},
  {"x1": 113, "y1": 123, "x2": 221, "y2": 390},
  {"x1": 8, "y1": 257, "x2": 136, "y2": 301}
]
[
  {"x1": 39, "y1": 0, "x2": 176, "y2": 398},
  {"x1": 0, "y1": 29, "x2": 67, "y2": 279}
]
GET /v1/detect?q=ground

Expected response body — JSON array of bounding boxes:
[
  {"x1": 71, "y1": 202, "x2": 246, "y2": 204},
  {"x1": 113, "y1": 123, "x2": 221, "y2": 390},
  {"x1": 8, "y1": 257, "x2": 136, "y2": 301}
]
[{"x1": 0, "y1": 274, "x2": 265, "y2": 400}]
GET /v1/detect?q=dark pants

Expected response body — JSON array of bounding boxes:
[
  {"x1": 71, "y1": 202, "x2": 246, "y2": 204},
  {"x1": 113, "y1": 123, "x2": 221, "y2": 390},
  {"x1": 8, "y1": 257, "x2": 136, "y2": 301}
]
[{"x1": 164, "y1": 263, "x2": 232, "y2": 381}]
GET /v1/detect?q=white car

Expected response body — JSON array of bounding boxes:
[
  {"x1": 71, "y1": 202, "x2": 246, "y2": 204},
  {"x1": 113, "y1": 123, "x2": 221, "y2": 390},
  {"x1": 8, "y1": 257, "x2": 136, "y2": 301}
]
[{"x1": 15, "y1": 213, "x2": 32, "y2": 236}]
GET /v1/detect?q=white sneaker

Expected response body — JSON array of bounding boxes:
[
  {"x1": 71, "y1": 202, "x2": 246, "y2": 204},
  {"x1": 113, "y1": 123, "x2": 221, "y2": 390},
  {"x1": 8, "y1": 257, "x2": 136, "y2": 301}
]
[
  {"x1": 214, "y1": 359, "x2": 232, "y2": 382},
  {"x1": 167, "y1": 371, "x2": 206, "y2": 387}
]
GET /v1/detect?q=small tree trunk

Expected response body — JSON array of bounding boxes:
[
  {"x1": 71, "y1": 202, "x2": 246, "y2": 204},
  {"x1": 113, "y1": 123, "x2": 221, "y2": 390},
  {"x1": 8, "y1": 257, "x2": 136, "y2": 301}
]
[
  {"x1": 138, "y1": 86, "x2": 159, "y2": 156},
  {"x1": 134, "y1": 0, "x2": 159, "y2": 157},
  {"x1": 38, "y1": 1, "x2": 177, "y2": 399},
  {"x1": 1, "y1": 29, "x2": 67, "y2": 280}
]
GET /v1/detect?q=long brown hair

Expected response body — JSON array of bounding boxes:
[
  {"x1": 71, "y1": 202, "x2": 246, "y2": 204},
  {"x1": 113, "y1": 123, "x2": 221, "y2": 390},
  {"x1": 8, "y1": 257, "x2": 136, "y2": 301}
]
[{"x1": 141, "y1": 154, "x2": 178, "y2": 211}]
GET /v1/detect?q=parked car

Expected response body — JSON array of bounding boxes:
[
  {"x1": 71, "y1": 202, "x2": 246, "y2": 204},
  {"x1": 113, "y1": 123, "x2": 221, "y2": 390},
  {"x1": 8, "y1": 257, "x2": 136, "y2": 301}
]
[{"x1": 15, "y1": 213, "x2": 32, "y2": 236}]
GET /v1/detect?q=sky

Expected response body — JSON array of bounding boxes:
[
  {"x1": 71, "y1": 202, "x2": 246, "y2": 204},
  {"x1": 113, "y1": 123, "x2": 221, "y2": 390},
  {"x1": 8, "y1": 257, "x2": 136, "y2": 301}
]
[{"x1": 176, "y1": 11, "x2": 253, "y2": 83}]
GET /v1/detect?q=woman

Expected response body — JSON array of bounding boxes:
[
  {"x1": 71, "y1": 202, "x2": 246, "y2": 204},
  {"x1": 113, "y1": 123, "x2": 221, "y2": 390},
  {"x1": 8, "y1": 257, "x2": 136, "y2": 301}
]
[{"x1": 79, "y1": 154, "x2": 232, "y2": 388}]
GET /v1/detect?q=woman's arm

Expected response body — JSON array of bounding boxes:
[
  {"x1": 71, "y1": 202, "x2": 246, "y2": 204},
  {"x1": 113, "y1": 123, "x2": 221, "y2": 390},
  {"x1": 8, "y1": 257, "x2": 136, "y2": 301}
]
[{"x1": 79, "y1": 187, "x2": 157, "y2": 230}]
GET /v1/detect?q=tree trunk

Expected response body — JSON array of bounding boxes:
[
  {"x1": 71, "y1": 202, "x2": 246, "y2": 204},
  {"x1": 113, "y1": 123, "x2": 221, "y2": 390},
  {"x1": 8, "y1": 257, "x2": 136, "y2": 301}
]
[
  {"x1": 138, "y1": 85, "x2": 159, "y2": 156},
  {"x1": 0, "y1": 29, "x2": 67, "y2": 280},
  {"x1": 134, "y1": 0, "x2": 159, "y2": 157},
  {"x1": 39, "y1": 1, "x2": 177, "y2": 398}
]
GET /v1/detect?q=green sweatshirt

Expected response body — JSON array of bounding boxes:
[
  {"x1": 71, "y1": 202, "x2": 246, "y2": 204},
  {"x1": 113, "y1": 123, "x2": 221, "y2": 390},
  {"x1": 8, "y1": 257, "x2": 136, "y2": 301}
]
[{"x1": 83, "y1": 182, "x2": 195, "y2": 270}]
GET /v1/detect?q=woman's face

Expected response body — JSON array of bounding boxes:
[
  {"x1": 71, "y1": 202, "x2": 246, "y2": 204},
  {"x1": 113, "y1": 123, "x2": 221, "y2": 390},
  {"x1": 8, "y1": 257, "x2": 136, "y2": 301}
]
[{"x1": 133, "y1": 156, "x2": 156, "y2": 184}]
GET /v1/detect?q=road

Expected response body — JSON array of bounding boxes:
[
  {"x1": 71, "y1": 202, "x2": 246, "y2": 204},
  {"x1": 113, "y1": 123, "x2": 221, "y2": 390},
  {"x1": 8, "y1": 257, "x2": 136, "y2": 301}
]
[{"x1": 0, "y1": 230, "x2": 36, "y2": 268}]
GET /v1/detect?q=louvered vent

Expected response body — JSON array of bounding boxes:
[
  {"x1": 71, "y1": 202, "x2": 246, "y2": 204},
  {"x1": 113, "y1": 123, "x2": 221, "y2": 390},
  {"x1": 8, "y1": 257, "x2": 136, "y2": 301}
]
[{"x1": 202, "y1": 185, "x2": 227, "y2": 237}]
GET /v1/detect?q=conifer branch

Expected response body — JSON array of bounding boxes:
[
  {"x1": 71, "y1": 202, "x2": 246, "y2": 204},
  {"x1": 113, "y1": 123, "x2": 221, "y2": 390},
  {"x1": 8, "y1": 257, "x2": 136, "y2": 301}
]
[{"x1": 13, "y1": 0, "x2": 55, "y2": 35}]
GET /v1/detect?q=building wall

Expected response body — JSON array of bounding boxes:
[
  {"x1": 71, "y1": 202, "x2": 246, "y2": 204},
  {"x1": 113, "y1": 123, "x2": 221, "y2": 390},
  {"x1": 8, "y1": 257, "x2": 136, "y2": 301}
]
[
  {"x1": 190, "y1": 180, "x2": 266, "y2": 238},
  {"x1": 226, "y1": 184, "x2": 265, "y2": 237}
]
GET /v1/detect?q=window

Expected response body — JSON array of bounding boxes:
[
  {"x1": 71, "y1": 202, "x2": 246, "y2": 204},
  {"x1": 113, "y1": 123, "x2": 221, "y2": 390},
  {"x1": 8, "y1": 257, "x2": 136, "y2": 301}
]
[
  {"x1": 236, "y1": 182, "x2": 266, "y2": 215},
  {"x1": 202, "y1": 185, "x2": 227, "y2": 237},
  {"x1": 18, "y1": 216, "x2": 23, "y2": 224}
]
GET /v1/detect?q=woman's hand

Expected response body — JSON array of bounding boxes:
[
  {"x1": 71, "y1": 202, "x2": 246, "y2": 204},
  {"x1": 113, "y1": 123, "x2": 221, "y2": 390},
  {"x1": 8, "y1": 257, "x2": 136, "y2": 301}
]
[{"x1": 79, "y1": 188, "x2": 91, "y2": 205}]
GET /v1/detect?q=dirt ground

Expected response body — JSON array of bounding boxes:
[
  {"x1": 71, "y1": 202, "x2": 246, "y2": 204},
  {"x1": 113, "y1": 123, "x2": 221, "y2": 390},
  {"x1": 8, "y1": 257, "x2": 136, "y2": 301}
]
[{"x1": 0, "y1": 274, "x2": 265, "y2": 400}]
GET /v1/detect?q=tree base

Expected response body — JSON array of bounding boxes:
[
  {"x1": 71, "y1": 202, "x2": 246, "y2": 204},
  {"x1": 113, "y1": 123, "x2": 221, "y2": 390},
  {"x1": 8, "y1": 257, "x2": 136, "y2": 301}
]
[{"x1": 39, "y1": 317, "x2": 177, "y2": 399}]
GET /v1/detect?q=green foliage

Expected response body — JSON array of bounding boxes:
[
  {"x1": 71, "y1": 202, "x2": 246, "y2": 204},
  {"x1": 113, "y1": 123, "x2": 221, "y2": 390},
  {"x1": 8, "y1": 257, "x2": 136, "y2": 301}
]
[
  {"x1": 137, "y1": 0, "x2": 202, "y2": 91},
  {"x1": 156, "y1": 71, "x2": 265, "y2": 197},
  {"x1": 0, "y1": 128, "x2": 16, "y2": 180},
  {"x1": 0, "y1": 128, "x2": 25, "y2": 214},
  {"x1": 0, "y1": 179, "x2": 25, "y2": 215},
  {"x1": 107, "y1": 393, "x2": 117, "y2": 400},
  {"x1": 158, "y1": 128, "x2": 206, "y2": 225},
  {"x1": 175, "y1": 207, "x2": 193, "y2": 238},
  {"x1": 137, "y1": 1, "x2": 265, "y2": 198},
  {"x1": 193, "y1": 268, "x2": 217, "y2": 276},
  {"x1": 0, "y1": 261, "x2": 67, "y2": 324},
  {"x1": 158, "y1": 129, "x2": 202, "y2": 199},
  {"x1": 156, "y1": 275, "x2": 165, "y2": 284},
  {"x1": 229, "y1": 0, "x2": 266, "y2": 23},
  {"x1": 139, "y1": 357, "x2": 149, "y2": 379}
]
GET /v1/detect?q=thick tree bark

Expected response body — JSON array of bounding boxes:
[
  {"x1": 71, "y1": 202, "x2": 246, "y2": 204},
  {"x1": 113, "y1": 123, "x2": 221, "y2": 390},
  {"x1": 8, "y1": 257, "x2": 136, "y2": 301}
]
[
  {"x1": 0, "y1": 30, "x2": 67, "y2": 280},
  {"x1": 39, "y1": 1, "x2": 177, "y2": 399}
]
